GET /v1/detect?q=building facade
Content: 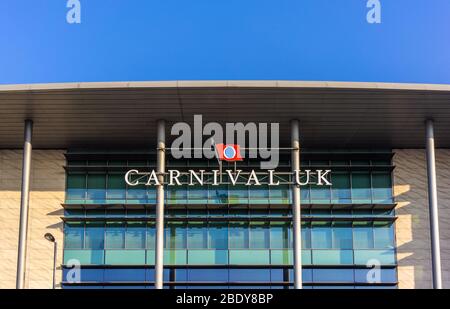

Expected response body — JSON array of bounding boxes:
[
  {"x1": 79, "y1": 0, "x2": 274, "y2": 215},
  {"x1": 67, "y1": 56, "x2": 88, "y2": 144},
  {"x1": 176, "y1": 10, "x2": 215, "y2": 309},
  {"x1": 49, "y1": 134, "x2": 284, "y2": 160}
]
[{"x1": 0, "y1": 81, "x2": 449, "y2": 289}]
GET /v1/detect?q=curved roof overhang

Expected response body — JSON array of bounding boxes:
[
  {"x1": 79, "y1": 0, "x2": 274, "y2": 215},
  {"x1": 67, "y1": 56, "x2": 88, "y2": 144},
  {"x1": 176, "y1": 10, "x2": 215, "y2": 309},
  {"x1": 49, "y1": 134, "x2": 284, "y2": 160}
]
[{"x1": 0, "y1": 81, "x2": 449, "y2": 149}]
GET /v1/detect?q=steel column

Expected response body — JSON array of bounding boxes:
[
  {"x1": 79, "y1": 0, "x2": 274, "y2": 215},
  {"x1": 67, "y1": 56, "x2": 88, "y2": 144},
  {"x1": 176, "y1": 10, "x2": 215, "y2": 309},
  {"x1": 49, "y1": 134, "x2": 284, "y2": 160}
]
[
  {"x1": 425, "y1": 119, "x2": 443, "y2": 289},
  {"x1": 291, "y1": 119, "x2": 302, "y2": 289},
  {"x1": 16, "y1": 119, "x2": 33, "y2": 289},
  {"x1": 155, "y1": 119, "x2": 166, "y2": 289}
]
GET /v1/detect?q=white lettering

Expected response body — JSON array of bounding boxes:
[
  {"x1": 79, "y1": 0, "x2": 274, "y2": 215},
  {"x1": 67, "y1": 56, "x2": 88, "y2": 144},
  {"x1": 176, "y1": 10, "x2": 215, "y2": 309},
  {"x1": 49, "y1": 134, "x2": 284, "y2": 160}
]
[
  {"x1": 268, "y1": 170, "x2": 280, "y2": 185},
  {"x1": 226, "y1": 170, "x2": 241, "y2": 185},
  {"x1": 317, "y1": 170, "x2": 332, "y2": 186},
  {"x1": 146, "y1": 170, "x2": 161, "y2": 186},
  {"x1": 169, "y1": 170, "x2": 182, "y2": 186},
  {"x1": 246, "y1": 170, "x2": 261, "y2": 186},
  {"x1": 189, "y1": 170, "x2": 205, "y2": 185},
  {"x1": 124, "y1": 169, "x2": 139, "y2": 186}
]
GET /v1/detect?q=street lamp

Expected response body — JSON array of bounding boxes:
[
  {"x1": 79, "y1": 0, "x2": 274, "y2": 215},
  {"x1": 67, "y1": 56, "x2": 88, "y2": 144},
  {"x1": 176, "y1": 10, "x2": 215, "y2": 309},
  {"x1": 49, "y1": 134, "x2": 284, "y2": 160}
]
[{"x1": 44, "y1": 233, "x2": 57, "y2": 289}]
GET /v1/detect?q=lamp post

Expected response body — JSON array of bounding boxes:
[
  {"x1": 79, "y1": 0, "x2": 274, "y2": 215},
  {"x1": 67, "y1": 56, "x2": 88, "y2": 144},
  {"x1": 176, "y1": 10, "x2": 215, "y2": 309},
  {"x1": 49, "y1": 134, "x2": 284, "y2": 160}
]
[{"x1": 44, "y1": 233, "x2": 57, "y2": 289}]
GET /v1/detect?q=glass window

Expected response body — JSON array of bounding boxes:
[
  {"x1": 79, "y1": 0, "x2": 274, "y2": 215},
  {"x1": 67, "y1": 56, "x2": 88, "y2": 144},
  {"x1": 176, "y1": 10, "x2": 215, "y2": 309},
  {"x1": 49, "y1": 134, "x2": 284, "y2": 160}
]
[
  {"x1": 128, "y1": 160, "x2": 147, "y2": 167},
  {"x1": 167, "y1": 186, "x2": 187, "y2": 203},
  {"x1": 108, "y1": 160, "x2": 127, "y2": 166},
  {"x1": 127, "y1": 183, "x2": 147, "y2": 202},
  {"x1": 104, "y1": 268, "x2": 146, "y2": 282},
  {"x1": 187, "y1": 222, "x2": 208, "y2": 249},
  {"x1": 331, "y1": 160, "x2": 349, "y2": 166},
  {"x1": 126, "y1": 222, "x2": 146, "y2": 249},
  {"x1": 67, "y1": 159, "x2": 86, "y2": 166},
  {"x1": 228, "y1": 185, "x2": 248, "y2": 204},
  {"x1": 85, "y1": 222, "x2": 104, "y2": 249},
  {"x1": 354, "y1": 268, "x2": 397, "y2": 284},
  {"x1": 188, "y1": 185, "x2": 208, "y2": 202},
  {"x1": 249, "y1": 185, "x2": 269, "y2": 203},
  {"x1": 147, "y1": 187, "x2": 157, "y2": 203},
  {"x1": 313, "y1": 269, "x2": 354, "y2": 283},
  {"x1": 373, "y1": 221, "x2": 395, "y2": 249},
  {"x1": 63, "y1": 268, "x2": 104, "y2": 282},
  {"x1": 105, "y1": 222, "x2": 125, "y2": 249},
  {"x1": 188, "y1": 269, "x2": 228, "y2": 282},
  {"x1": 371, "y1": 159, "x2": 391, "y2": 166},
  {"x1": 331, "y1": 173, "x2": 351, "y2": 203},
  {"x1": 209, "y1": 222, "x2": 228, "y2": 249},
  {"x1": 310, "y1": 160, "x2": 329, "y2": 166},
  {"x1": 353, "y1": 222, "x2": 374, "y2": 249},
  {"x1": 372, "y1": 173, "x2": 393, "y2": 203},
  {"x1": 300, "y1": 185, "x2": 310, "y2": 203},
  {"x1": 87, "y1": 174, "x2": 106, "y2": 202},
  {"x1": 107, "y1": 174, "x2": 126, "y2": 200},
  {"x1": 310, "y1": 183, "x2": 331, "y2": 203},
  {"x1": 147, "y1": 222, "x2": 156, "y2": 249},
  {"x1": 270, "y1": 222, "x2": 290, "y2": 249},
  {"x1": 311, "y1": 222, "x2": 332, "y2": 249},
  {"x1": 88, "y1": 160, "x2": 106, "y2": 166},
  {"x1": 229, "y1": 222, "x2": 249, "y2": 249},
  {"x1": 64, "y1": 209, "x2": 85, "y2": 217},
  {"x1": 271, "y1": 182, "x2": 291, "y2": 204},
  {"x1": 210, "y1": 185, "x2": 228, "y2": 204},
  {"x1": 332, "y1": 222, "x2": 353, "y2": 249},
  {"x1": 127, "y1": 209, "x2": 146, "y2": 218},
  {"x1": 249, "y1": 222, "x2": 270, "y2": 249},
  {"x1": 352, "y1": 173, "x2": 371, "y2": 203},
  {"x1": 66, "y1": 174, "x2": 86, "y2": 201},
  {"x1": 165, "y1": 222, "x2": 187, "y2": 249},
  {"x1": 352, "y1": 159, "x2": 370, "y2": 166},
  {"x1": 302, "y1": 222, "x2": 311, "y2": 249},
  {"x1": 64, "y1": 222, "x2": 84, "y2": 249},
  {"x1": 229, "y1": 269, "x2": 271, "y2": 282}
]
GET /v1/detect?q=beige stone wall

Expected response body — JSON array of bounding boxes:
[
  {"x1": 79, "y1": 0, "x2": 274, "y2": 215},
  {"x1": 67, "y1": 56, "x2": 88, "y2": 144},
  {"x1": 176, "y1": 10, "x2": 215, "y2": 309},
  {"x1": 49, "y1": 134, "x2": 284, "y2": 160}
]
[
  {"x1": 0, "y1": 150, "x2": 65, "y2": 289},
  {"x1": 394, "y1": 149, "x2": 450, "y2": 289}
]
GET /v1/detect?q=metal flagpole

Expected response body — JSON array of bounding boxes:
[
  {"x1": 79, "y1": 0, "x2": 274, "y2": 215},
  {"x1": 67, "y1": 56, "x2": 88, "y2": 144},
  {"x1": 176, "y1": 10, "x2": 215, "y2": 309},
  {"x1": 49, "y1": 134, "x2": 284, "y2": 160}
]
[
  {"x1": 155, "y1": 120, "x2": 166, "y2": 289},
  {"x1": 291, "y1": 119, "x2": 302, "y2": 289},
  {"x1": 211, "y1": 139, "x2": 223, "y2": 183}
]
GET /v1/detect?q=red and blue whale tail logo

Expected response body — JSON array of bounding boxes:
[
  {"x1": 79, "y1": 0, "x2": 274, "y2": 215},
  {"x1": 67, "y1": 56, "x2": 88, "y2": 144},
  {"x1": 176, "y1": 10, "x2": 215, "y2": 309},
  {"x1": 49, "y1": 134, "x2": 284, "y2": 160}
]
[{"x1": 215, "y1": 144, "x2": 243, "y2": 161}]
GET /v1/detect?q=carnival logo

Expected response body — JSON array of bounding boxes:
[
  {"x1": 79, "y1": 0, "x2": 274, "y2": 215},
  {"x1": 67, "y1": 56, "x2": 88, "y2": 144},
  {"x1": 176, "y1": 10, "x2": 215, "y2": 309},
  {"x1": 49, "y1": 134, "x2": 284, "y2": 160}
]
[{"x1": 215, "y1": 144, "x2": 243, "y2": 162}]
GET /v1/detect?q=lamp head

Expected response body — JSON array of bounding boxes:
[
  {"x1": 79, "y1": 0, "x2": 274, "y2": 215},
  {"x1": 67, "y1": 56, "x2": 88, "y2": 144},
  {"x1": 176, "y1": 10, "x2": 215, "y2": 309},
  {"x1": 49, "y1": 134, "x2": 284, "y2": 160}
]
[{"x1": 44, "y1": 233, "x2": 55, "y2": 242}]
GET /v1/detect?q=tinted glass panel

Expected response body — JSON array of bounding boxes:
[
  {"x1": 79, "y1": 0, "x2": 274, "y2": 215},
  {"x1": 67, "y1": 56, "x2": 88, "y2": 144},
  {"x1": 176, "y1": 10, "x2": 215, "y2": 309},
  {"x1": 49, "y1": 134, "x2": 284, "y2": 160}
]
[
  {"x1": 229, "y1": 222, "x2": 249, "y2": 249},
  {"x1": 249, "y1": 222, "x2": 270, "y2": 249},
  {"x1": 311, "y1": 222, "x2": 332, "y2": 249},
  {"x1": 105, "y1": 222, "x2": 125, "y2": 249},
  {"x1": 126, "y1": 222, "x2": 146, "y2": 249},
  {"x1": 209, "y1": 222, "x2": 228, "y2": 249},
  {"x1": 64, "y1": 222, "x2": 84, "y2": 249},
  {"x1": 187, "y1": 222, "x2": 208, "y2": 249},
  {"x1": 85, "y1": 222, "x2": 104, "y2": 249}
]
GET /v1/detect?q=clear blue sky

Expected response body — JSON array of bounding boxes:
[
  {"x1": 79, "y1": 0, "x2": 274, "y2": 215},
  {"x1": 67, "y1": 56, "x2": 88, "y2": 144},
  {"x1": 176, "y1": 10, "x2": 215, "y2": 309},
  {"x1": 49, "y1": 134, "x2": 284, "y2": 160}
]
[{"x1": 0, "y1": 0, "x2": 449, "y2": 84}]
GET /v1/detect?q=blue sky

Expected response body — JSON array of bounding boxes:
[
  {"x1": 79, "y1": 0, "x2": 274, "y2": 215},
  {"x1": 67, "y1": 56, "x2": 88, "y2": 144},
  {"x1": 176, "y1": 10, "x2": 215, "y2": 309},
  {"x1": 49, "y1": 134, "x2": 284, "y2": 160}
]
[{"x1": 0, "y1": 0, "x2": 449, "y2": 84}]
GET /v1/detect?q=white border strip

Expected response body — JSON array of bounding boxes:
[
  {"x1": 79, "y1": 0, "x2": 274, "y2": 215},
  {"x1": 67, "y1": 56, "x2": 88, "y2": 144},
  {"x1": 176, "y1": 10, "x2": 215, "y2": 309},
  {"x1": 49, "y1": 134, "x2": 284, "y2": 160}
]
[{"x1": 0, "y1": 80, "x2": 449, "y2": 92}]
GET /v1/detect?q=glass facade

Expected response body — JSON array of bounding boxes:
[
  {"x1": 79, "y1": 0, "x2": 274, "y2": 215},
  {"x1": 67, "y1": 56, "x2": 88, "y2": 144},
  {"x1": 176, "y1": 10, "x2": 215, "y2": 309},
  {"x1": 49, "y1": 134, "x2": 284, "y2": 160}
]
[{"x1": 62, "y1": 151, "x2": 397, "y2": 289}]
